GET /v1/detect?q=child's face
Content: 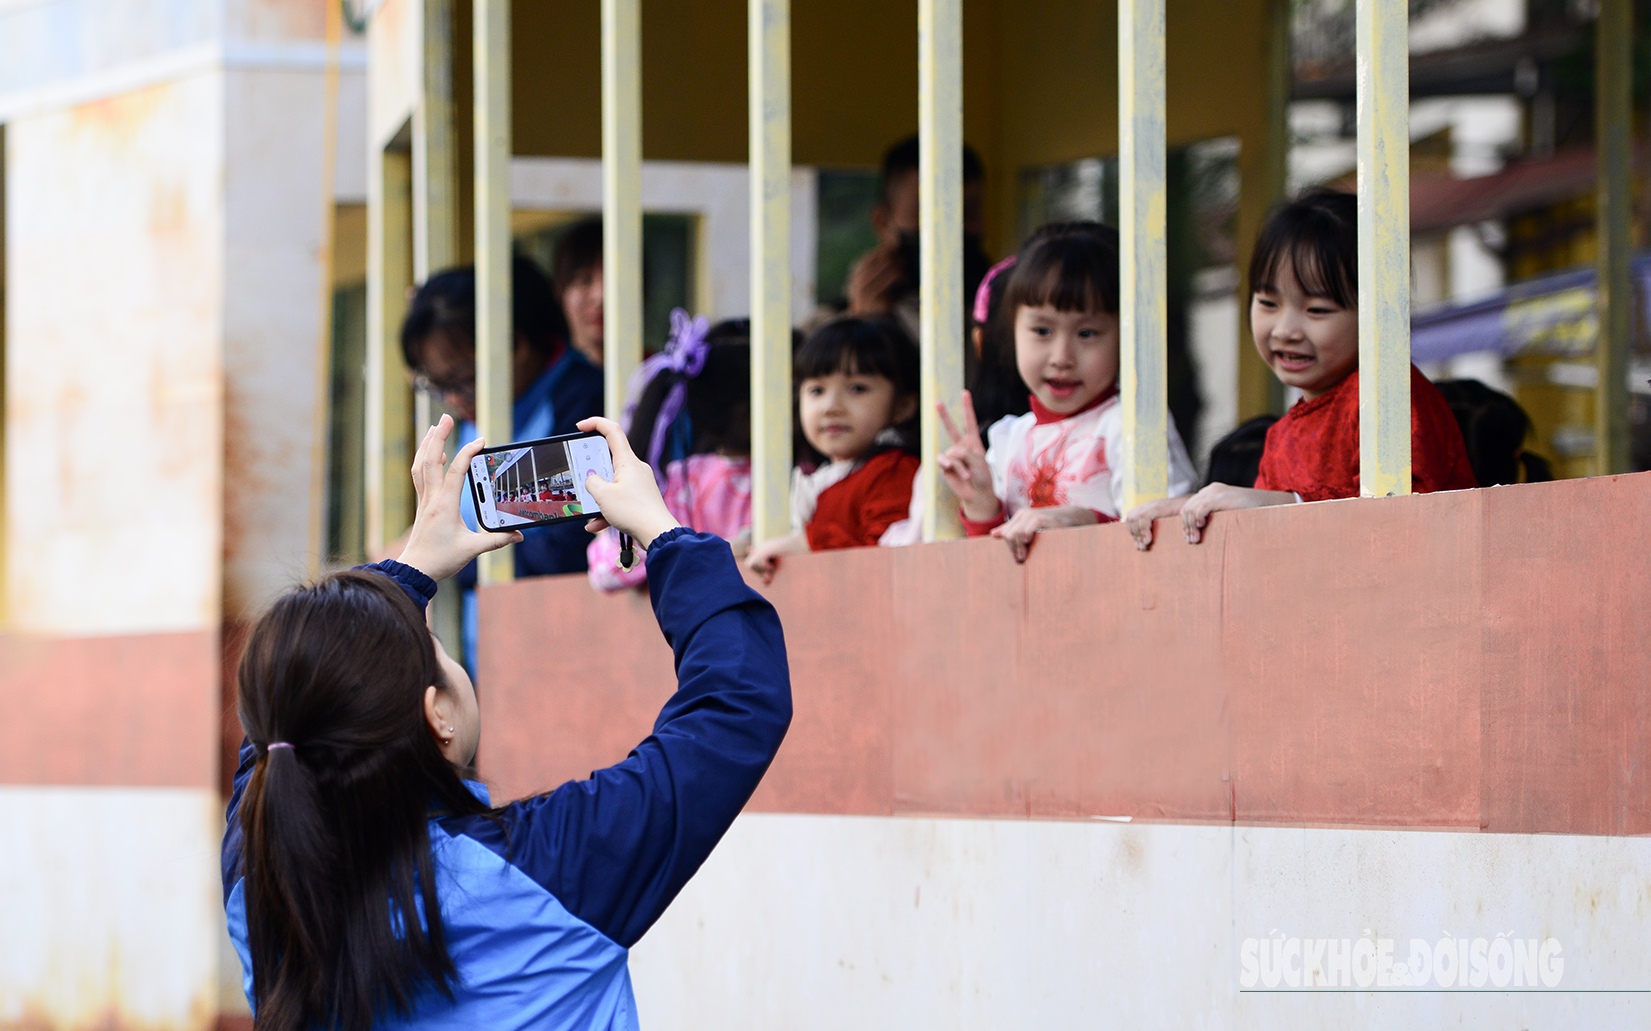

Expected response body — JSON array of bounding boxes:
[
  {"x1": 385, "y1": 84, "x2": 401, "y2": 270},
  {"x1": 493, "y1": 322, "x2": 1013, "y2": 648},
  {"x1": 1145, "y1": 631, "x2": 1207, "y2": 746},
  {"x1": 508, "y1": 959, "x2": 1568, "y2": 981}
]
[
  {"x1": 799, "y1": 369, "x2": 914, "y2": 463},
  {"x1": 1014, "y1": 305, "x2": 1120, "y2": 416},
  {"x1": 1250, "y1": 260, "x2": 1358, "y2": 400}
]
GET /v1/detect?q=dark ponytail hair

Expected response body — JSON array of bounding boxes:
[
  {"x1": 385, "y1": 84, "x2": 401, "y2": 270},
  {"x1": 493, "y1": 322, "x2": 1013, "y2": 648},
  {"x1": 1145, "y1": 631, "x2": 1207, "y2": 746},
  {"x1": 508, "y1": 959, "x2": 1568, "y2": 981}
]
[
  {"x1": 235, "y1": 571, "x2": 494, "y2": 1031},
  {"x1": 627, "y1": 319, "x2": 756, "y2": 468}
]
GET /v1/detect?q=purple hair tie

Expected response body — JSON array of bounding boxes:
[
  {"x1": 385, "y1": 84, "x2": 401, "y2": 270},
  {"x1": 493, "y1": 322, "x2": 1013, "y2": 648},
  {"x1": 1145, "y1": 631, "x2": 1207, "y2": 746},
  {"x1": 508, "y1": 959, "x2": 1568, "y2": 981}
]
[
  {"x1": 644, "y1": 308, "x2": 712, "y2": 485},
  {"x1": 973, "y1": 255, "x2": 1018, "y2": 325},
  {"x1": 265, "y1": 742, "x2": 295, "y2": 752}
]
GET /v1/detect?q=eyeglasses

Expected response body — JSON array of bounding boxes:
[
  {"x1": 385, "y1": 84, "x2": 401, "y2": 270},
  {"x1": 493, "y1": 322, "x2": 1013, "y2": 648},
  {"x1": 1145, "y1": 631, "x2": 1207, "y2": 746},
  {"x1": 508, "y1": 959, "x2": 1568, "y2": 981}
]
[{"x1": 412, "y1": 372, "x2": 476, "y2": 404}]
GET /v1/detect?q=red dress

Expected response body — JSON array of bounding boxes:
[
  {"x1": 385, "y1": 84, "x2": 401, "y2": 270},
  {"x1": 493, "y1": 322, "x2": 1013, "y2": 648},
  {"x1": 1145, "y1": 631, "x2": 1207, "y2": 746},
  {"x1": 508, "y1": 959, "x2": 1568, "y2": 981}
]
[
  {"x1": 1253, "y1": 365, "x2": 1477, "y2": 501},
  {"x1": 806, "y1": 450, "x2": 921, "y2": 550}
]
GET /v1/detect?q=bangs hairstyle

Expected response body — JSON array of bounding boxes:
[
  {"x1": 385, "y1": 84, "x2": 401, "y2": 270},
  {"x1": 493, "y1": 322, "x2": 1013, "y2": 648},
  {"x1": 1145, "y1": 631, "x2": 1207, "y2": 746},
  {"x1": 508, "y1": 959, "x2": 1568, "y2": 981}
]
[
  {"x1": 1248, "y1": 188, "x2": 1358, "y2": 309},
  {"x1": 1002, "y1": 222, "x2": 1121, "y2": 317},
  {"x1": 794, "y1": 317, "x2": 919, "y2": 394}
]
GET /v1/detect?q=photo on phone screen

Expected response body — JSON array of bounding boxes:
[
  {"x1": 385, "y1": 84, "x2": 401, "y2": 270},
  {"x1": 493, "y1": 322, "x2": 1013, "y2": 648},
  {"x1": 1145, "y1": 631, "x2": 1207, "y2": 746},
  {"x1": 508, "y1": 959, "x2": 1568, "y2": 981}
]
[{"x1": 469, "y1": 432, "x2": 614, "y2": 530}]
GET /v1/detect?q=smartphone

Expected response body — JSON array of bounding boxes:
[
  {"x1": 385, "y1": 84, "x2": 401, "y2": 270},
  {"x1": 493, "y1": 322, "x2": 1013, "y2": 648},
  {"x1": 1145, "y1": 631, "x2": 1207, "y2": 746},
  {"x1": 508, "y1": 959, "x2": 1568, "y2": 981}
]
[{"x1": 466, "y1": 430, "x2": 615, "y2": 532}]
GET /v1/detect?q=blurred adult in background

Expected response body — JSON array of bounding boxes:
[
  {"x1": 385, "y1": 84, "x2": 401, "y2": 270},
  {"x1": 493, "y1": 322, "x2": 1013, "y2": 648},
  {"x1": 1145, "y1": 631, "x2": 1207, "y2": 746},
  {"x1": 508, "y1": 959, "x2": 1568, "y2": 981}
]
[
  {"x1": 400, "y1": 255, "x2": 604, "y2": 669},
  {"x1": 553, "y1": 217, "x2": 606, "y2": 367},
  {"x1": 837, "y1": 134, "x2": 992, "y2": 350}
]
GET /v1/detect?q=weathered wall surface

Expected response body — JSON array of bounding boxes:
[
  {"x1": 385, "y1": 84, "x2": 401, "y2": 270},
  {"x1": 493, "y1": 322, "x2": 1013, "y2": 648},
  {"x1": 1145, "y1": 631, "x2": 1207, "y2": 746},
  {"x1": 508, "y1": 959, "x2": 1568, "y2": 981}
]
[
  {"x1": 630, "y1": 815, "x2": 1651, "y2": 1028},
  {"x1": 0, "y1": 1, "x2": 362, "y2": 1026},
  {"x1": 477, "y1": 475, "x2": 1651, "y2": 1025}
]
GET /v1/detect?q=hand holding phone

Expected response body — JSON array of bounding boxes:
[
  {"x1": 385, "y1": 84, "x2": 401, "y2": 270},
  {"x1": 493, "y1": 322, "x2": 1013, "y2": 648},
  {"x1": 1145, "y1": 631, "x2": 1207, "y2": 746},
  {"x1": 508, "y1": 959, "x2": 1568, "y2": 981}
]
[
  {"x1": 574, "y1": 417, "x2": 680, "y2": 550},
  {"x1": 397, "y1": 415, "x2": 524, "y2": 583}
]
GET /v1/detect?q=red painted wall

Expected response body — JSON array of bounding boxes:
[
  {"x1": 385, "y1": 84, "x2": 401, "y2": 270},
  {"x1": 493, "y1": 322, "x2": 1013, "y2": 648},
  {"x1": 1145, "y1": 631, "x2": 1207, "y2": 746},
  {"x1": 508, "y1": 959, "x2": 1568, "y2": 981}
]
[
  {"x1": 0, "y1": 629, "x2": 220, "y2": 788},
  {"x1": 478, "y1": 475, "x2": 1651, "y2": 835}
]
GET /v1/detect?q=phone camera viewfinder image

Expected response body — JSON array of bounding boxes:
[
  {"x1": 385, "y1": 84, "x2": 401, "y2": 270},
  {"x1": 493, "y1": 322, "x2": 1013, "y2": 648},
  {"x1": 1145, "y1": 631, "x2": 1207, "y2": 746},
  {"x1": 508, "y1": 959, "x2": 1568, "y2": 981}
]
[{"x1": 470, "y1": 434, "x2": 615, "y2": 530}]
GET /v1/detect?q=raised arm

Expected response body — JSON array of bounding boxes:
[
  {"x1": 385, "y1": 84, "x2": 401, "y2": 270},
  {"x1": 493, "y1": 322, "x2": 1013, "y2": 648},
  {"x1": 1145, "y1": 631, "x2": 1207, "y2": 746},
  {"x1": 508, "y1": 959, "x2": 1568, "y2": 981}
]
[
  {"x1": 496, "y1": 417, "x2": 791, "y2": 946},
  {"x1": 500, "y1": 530, "x2": 790, "y2": 946}
]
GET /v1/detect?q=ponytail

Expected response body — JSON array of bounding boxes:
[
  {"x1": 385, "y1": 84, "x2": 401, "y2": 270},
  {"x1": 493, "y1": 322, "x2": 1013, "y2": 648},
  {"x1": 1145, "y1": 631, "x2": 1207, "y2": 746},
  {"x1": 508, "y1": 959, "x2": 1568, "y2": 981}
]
[{"x1": 236, "y1": 572, "x2": 494, "y2": 1031}]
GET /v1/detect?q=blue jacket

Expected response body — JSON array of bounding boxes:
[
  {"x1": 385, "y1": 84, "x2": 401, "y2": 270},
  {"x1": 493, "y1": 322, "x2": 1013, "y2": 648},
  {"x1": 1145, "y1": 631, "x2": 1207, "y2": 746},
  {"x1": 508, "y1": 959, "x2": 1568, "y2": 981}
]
[{"x1": 222, "y1": 529, "x2": 792, "y2": 1029}]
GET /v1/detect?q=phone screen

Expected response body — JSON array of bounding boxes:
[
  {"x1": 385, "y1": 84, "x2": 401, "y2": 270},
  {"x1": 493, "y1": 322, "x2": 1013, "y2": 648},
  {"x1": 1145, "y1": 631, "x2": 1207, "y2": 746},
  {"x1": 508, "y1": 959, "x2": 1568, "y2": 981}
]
[{"x1": 469, "y1": 432, "x2": 614, "y2": 530}]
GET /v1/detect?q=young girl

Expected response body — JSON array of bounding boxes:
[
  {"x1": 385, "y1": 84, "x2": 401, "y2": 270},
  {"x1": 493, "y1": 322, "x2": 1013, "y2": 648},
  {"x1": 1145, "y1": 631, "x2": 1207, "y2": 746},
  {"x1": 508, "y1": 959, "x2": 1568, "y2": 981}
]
[
  {"x1": 745, "y1": 317, "x2": 921, "y2": 582},
  {"x1": 224, "y1": 414, "x2": 790, "y2": 1030},
  {"x1": 939, "y1": 222, "x2": 1198, "y2": 562},
  {"x1": 1124, "y1": 189, "x2": 1476, "y2": 549},
  {"x1": 589, "y1": 311, "x2": 753, "y2": 590}
]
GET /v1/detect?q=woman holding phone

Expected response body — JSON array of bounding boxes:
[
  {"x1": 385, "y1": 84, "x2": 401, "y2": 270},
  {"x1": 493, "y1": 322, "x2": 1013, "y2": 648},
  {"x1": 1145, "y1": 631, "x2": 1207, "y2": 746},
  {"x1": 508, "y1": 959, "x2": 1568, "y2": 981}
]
[{"x1": 221, "y1": 415, "x2": 791, "y2": 1031}]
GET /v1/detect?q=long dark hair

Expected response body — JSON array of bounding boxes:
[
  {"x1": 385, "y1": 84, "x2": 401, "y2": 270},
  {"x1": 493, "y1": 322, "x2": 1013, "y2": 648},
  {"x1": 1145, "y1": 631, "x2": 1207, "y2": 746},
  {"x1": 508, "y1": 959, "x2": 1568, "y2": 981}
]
[
  {"x1": 627, "y1": 319, "x2": 755, "y2": 467},
  {"x1": 967, "y1": 257, "x2": 1029, "y2": 439},
  {"x1": 236, "y1": 571, "x2": 494, "y2": 1031}
]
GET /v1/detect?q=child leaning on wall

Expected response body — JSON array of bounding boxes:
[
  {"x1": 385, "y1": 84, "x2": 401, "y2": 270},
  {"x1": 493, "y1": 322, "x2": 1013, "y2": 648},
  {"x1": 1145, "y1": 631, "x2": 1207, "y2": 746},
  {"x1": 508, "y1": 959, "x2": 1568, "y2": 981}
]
[
  {"x1": 938, "y1": 222, "x2": 1198, "y2": 562},
  {"x1": 588, "y1": 311, "x2": 754, "y2": 590},
  {"x1": 744, "y1": 317, "x2": 923, "y2": 583},
  {"x1": 1123, "y1": 189, "x2": 1476, "y2": 550}
]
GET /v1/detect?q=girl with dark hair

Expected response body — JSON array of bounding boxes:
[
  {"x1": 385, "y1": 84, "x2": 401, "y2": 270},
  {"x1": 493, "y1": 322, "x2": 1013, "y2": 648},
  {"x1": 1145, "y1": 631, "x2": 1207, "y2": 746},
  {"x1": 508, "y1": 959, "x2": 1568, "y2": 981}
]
[
  {"x1": 1124, "y1": 189, "x2": 1475, "y2": 550},
  {"x1": 744, "y1": 316, "x2": 922, "y2": 582},
  {"x1": 223, "y1": 414, "x2": 791, "y2": 1031},
  {"x1": 588, "y1": 310, "x2": 755, "y2": 589},
  {"x1": 938, "y1": 222, "x2": 1197, "y2": 562}
]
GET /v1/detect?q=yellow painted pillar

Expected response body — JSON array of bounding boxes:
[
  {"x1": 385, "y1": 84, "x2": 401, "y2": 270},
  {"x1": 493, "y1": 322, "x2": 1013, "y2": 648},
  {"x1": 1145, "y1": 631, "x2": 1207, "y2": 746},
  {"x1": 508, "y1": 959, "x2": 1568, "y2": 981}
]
[
  {"x1": 749, "y1": 0, "x2": 792, "y2": 545},
  {"x1": 1234, "y1": 0, "x2": 1291, "y2": 421},
  {"x1": 305, "y1": 0, "x2": 345, "y2": 575},
  {"x1": 366, "y1": 143, "x2": 415, "y2": 555},
  {"x1": 602, "y1": 0, "x2": 644, "y2": 419},
  {"x1": 1594, "y1": 0, "x2": 1632, "y2": 476},
  {"x1": 1355, "y1": 0, "x2": 1411, "y2": 497},
  {"x1": 414, "y1": 0, "x2": 459, "y2": 279},
  {"x1": 474, "y1": 0, "x2": 513, "y2": 584},
  {"x1": 1118, "y1": 0, "x2": 1169, "y2": 512},
  {"x1": 918, "y1": 0, "x2": 964, "y2": 541}
]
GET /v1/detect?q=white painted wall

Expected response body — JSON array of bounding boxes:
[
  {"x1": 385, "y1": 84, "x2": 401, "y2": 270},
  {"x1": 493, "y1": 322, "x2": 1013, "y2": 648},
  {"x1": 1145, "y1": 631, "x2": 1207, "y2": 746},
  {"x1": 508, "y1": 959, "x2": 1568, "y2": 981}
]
[
  {"x1": 0, "y1": 786, "x2": 222, "y2": 1030},
  {"x1": 5, "y1": 73, "x2": 226, "y2": 635},
  {"x1": 631, "y1": 814, "x2": 1651, "y2": 1029}
]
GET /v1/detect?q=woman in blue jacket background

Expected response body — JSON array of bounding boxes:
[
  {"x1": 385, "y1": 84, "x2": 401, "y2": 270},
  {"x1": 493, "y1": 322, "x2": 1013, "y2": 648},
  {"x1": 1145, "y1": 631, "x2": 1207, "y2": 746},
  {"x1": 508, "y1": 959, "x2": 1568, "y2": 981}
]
[{"x1": 222, "y1": 414, "x2": 792, "y2": 1030}]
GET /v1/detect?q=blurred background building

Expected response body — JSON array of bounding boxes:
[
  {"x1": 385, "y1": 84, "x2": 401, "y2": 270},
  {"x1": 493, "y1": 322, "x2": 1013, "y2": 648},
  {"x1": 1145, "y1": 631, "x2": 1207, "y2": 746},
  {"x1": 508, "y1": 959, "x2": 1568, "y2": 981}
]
[{"x1": 1, "y1": 0, "x2": 1647, "y2": 1028}]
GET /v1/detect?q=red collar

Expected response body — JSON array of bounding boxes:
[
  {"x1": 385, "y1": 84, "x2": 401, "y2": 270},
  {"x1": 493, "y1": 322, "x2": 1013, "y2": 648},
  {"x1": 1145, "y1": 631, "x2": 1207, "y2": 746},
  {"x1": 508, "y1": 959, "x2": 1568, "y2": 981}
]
[{"x1": 1029, "y1": 384, "x2": 1118, "y2": 425}]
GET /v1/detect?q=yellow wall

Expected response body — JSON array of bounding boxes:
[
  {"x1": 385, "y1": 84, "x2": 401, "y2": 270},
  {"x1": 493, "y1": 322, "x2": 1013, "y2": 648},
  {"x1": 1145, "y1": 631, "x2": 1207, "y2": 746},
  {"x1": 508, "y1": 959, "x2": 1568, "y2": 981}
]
[{"x1": 499, "y1": 0, "x2": 1274, "y2": 259}]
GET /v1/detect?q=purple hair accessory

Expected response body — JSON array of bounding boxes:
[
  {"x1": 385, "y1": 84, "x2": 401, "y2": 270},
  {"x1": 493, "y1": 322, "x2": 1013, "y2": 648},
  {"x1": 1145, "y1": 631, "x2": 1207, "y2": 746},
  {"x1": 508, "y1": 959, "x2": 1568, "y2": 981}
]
[
  {"x1": 265, "y1": 742, "x2": 295, "y2": 752},
  {"x1": 645, "y1": 308, "x2": 712, "y2": 484},
  {"x1": 973, "y1": 255, "x2": 1018, "y2": 325}
]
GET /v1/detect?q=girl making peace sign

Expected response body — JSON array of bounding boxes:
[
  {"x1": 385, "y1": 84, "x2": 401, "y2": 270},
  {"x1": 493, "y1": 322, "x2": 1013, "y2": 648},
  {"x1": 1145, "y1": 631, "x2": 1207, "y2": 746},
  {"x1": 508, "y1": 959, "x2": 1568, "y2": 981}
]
[{"x1": 939, "y1": 222, "x2": 1196, "y2": 562}]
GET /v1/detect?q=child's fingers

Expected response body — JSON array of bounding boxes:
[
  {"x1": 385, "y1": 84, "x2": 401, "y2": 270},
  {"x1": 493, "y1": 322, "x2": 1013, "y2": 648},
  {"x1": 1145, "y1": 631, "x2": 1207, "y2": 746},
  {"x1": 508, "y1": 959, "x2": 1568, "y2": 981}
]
[
  {"x1": 960, "y1": 390, "x2": 980, "y2": 438},
  {"x1": 937, "y1": 403, "x2": 965, "y2": 446}
]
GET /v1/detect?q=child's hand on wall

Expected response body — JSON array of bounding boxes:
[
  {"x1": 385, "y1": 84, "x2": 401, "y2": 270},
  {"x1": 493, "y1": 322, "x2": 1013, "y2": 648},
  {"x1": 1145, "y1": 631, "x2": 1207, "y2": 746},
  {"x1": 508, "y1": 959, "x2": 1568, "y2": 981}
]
[
  {"x1": 1123, "y1": 496, "x2": 1189, "y2": 551},
  {"x1": 936, "y1": 392, "x2": 1001, "y2": 524},
  {"x1": 1177, "y1": 484, "x2": 1296, "y2": 544},
  {"x1": 990, "y1": 506, "x2": 1098, "y2": 563},
  {"x1": 745, "y1": 532, "x2": 807, "y2": 586}
]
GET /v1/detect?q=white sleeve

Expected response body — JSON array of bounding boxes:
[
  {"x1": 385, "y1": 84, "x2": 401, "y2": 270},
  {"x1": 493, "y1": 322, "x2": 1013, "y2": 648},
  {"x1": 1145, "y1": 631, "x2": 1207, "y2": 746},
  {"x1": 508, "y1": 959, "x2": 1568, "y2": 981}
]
[
  {"x1": 1165, "y1": 419, "x2": 1200, "y2": 498},
  {"x1": 984, "y1": 414, "x2": 1023, "y2": 510}
]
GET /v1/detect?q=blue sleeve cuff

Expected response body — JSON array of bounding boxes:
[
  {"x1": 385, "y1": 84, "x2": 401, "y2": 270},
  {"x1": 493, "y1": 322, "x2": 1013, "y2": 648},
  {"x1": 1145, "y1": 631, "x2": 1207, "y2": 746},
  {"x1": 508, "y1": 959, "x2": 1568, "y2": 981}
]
[
  {"x1": 356, "y1": 559, "x2": 439, "y2": 610},
  {"x1": 645, "y1": 525, "x2": 695, "y2": 554}
]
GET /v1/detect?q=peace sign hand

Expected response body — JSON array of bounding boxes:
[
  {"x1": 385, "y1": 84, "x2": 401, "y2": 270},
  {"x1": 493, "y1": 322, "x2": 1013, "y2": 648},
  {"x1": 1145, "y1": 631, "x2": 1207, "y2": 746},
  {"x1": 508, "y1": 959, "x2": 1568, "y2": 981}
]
[{"x1": 935, "y1": 390, "x2": 1003, "y2": 524}]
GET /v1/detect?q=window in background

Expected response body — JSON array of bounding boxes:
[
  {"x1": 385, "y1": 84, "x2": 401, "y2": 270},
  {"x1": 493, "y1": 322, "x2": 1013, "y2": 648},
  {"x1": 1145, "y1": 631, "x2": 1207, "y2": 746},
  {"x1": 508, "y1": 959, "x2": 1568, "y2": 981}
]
[{"x1": 814, "y1": 169, "x2": 881, "y2": 306}]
